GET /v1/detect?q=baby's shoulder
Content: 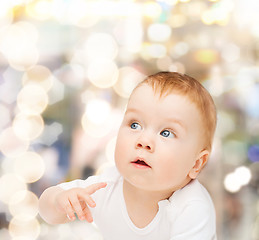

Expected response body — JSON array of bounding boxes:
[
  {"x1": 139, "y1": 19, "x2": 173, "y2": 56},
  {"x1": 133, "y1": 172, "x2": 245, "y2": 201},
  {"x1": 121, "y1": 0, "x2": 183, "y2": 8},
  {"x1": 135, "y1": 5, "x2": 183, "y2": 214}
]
[
  {"x1": 166, "y1": 179, "x2": 215, "y2": 218},
  {"x1": 164, "y1": 180, "x2": 217, "y2": 237},
  {"x1": 169, "y1": 179, "x2": 212, "y2": 204}
]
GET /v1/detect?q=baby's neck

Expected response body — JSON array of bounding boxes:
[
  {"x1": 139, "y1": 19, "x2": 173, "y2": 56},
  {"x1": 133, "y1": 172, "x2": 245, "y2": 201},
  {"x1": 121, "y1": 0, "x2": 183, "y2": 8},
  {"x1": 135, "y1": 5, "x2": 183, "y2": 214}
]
[{"x1": 122, "y1": 180, "x2": 173, "y2": 228}]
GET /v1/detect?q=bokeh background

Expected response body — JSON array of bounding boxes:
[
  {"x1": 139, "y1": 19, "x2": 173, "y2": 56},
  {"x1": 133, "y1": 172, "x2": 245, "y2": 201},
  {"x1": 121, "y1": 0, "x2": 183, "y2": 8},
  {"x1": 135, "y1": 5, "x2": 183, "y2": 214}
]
[{"x1": 0, "y1": 0, "x2": 259, "y2": 239}]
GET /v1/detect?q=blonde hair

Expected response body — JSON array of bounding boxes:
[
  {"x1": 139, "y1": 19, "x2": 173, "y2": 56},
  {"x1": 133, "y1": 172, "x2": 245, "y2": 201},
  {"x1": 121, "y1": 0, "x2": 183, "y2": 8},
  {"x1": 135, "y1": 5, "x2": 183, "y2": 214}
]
[{"x1": 134, "y1": 72, "x2": 217, "y2": 151}]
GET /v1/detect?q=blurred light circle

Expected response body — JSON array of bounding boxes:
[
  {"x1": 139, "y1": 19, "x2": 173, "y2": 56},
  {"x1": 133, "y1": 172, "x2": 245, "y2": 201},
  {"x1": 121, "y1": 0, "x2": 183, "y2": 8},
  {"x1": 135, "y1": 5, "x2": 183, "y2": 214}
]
[
  {"x1": 22, "y1": 65, "x2": 54, "y2": 92},
  {"x1": 0, "y1": 2, "x2": 13, "y2": 27},
  {"x1": 144, "y1": 43, "x2": 167, "y2": 59},
  {"x1": 9, "y1": 190, "x2": 39, "y2": 219},
  {"x1": 54, "y1": 63, "x2": 85, "y2": 89},
  {"x1": 147, "y1": 23, "x2": 172, "y2": 42},
  {"x1": 142, "y1": 2, "x2": 162, "y2": 19},
  {"x1": 13, "y1": 113, "x2": 44, "y2": 141},
  {"x1": 87, "y1": 59, "x2": 119, "y2": 88},
  {"x1": 172, "y1": 42, "x2": 189, "y2": 57},
  {"x1": 169, "y1": 62, "x2": 186, "y2": 74},
  {"x1": 14, "y1": 151, "x2": 45, "y2": 183},
  {"x1": 84, "y1": 33, "x2": 118, "y2": 60},
  {"x1": 81, "y1": 114, "x2": 112, "y2": 138},
  {"x1": 235, "y1": 166, "x2": 252, "y2": 185},
  {"x1": 221, "y1": 43, "x2": 240, "y2": 63},
  {"x1": 193, "y1": 49, "x2": 219, "y2": 64},
  {"x1": 224, "y1": 172, "x2": 241, "y2": 193},
  {"x1": 47, "y1": 77, "x2": 65, "y2": 105},
  {"x1": 17, "y1": 85, "x2": 48, "y2": 115},
  {"x1": 69, "y1": 0, "x2": 100, "y2": 28},
  {"x1": 9, "y1": 217, "x2": 40, "y2": 239},
  {"x1": 54, "y1": 0, "x2": 88, "y2": 25},
  {"x1": 15, "y1": 21, "x2": 38, "y2": 44},
  {"x1": 0, "y1": 22, "x2": 39, "y2": 71},
  {"x1": 26, "y1": 0, "x2": 52, "y2": 20},
  {"x1": 156, "y1": 56, "x2": 173, "y2": 71},
  {"x1": 0, "y1": 127, "x2": 29, "y2": 158},
  {"x1": 113, "y1": 67, "x2": 145, "y2": 98},
  {"x1": 0, "y1": 24, "x2": 24, "y2": 56},
  {"x1": 0, "y1": 103, "x2": 11, "y2": 129},
  {"x1": 8, "y1": 45, "x2": 39, "y2": 71},
  {"x1": 0, "y1": 174, "x2": 27, "y2": 204},
  {"x1": 85, "y1": 99, "x2": 111, "y2": 125}
]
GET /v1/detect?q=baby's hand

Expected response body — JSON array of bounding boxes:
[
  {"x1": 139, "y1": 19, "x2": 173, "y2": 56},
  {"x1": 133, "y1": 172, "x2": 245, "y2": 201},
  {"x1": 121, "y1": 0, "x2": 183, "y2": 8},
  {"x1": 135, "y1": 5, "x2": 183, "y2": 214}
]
[{"x1": 55, "y1": 182, "x2": 107, "y2": 223}]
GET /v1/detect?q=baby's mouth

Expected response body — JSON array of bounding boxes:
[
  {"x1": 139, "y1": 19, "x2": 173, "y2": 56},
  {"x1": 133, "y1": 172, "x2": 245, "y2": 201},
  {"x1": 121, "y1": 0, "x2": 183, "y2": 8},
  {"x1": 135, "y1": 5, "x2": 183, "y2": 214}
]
[{"x1": 131, "y1": 158, "x2": 151, "y2": 168}]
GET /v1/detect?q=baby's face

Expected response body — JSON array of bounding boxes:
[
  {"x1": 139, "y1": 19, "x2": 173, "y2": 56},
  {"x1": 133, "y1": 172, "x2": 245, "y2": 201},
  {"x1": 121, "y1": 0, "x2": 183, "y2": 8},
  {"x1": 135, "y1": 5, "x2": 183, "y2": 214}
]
[{"x1": 115, "y1": 84, "x2": 206, "y2": 193}]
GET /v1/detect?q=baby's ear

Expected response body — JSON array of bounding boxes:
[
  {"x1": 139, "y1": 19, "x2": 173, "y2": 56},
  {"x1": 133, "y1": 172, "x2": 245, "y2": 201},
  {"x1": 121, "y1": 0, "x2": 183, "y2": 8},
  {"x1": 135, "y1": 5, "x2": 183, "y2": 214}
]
[{"x1": 188, "y1": 150, "x2": 209, "y2": 179}]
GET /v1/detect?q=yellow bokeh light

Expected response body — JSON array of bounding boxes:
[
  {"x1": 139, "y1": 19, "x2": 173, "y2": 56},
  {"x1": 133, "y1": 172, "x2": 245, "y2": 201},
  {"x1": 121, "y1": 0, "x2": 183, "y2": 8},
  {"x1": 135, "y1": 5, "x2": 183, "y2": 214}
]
[
  {"x1": 9, "y1": 190, "x2": 39, "y2": 220},
  {"x1": 13, "y1": 113, "x2": 44, "y2": 141},
  {"x1": 9, "y1": 217, "x2": 40, "y2": 239},
  {"x1": 22, "y1": 65, "x2": 54, "y2": 92},
  {"x1": 87, "y1": 58, "x2": 119, "y2": 88},
  {"x1": 17, "y1": 85, "x2": 48, "y2": 115},
  {"x1": 0, "y1": 127, "x2": 29, "y2": 158},
  {"x1": 113, "y1": 67, "x2": 145, "y2": 98},
  {"x1": 14, "y1": 151, "x2": 45, "y2": 183},
  {"x1": 0, "y1": 174, "x2": 27, "y2": 204},
  {"x1": 193, "y1": 49, "x2": 219, "y2": 64}
]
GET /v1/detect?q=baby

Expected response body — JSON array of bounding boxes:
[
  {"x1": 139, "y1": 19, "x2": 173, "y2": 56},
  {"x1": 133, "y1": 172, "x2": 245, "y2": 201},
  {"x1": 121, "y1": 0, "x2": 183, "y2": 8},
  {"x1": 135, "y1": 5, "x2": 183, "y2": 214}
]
[{"x1": 39, "y1": 72, "x2": 217, "y2": 240}]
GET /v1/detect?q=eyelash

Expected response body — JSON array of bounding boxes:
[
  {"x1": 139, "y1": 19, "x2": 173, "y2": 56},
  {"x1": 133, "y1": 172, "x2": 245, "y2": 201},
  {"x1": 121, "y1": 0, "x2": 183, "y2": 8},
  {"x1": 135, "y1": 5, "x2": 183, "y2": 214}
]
[
  {"x1": 160, "y1": 129, "x2": 176, "y2": 138},
  {"x1": 129, "y1": 121, "x2": 177, "y2": 138}
]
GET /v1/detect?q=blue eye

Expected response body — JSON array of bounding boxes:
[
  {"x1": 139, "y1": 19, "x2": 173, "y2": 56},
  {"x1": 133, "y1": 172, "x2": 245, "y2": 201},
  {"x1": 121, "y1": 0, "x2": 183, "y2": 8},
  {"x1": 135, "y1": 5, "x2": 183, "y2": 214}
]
[
  {"x1": 130, "y1": 122, "x2": 141, "y2": 130},
  {"x1": 160, "y1": 130, "x2": 175, "y2": 138}
]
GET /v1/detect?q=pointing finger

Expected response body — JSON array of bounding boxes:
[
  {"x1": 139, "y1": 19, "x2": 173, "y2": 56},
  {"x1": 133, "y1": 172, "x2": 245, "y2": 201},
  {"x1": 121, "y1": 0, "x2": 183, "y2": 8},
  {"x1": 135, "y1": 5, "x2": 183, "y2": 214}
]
[{"x1": 85, "y1": 182, "x2": 107, "y2": 195}]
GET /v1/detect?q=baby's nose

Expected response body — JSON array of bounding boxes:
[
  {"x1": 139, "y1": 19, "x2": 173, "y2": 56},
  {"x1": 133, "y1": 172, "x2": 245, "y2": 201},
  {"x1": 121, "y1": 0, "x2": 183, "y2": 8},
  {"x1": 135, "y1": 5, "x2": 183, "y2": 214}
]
[
  {"x1": 135, "y1": 134, "x2": 154, "y2": 152},
  {"x1": 136, "y1": 143, "x2": 152, "y2": 151}
]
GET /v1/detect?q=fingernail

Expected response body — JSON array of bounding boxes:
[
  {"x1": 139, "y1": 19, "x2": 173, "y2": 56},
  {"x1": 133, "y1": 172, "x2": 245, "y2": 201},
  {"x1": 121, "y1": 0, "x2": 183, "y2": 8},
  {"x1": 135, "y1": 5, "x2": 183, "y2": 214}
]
[{"x1": 67, "y1": 215, "x2": 75, "y2": 221}]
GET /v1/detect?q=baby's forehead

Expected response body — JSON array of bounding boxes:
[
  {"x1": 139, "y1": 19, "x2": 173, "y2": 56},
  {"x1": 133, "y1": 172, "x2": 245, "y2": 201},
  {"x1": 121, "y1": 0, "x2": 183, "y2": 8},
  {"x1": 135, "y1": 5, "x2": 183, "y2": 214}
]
[
  {"x1": 130, "y1": 84, "x2": 191, "y2": 103},
  {"x1": 128, "y1": 84, "x2": 203, "y2": 119}
]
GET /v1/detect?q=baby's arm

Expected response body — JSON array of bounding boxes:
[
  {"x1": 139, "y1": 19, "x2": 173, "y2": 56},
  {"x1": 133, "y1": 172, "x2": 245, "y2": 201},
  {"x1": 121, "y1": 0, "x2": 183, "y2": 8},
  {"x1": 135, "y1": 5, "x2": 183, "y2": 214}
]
[{"x1": 39, "y1": 182, "x2": 107, "y2": 224}]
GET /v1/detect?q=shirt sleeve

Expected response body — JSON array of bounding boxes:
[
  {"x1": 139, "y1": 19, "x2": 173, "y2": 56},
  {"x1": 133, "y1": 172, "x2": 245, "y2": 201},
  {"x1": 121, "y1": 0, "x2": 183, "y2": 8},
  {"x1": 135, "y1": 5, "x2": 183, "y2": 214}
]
[{"x1": 169, "y1": 200, "x2": 217, "y2": 240}]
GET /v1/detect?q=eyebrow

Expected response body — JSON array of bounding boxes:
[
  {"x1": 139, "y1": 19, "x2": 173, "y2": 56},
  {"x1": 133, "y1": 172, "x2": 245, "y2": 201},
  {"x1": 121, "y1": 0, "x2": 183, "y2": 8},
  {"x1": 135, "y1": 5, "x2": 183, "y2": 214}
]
[
  {"x1": 164, "y1": 117, "x2": 186, "y2": 131},
  {"x1": 125, "y1": 108, "x2": 186, "y2": 131}
]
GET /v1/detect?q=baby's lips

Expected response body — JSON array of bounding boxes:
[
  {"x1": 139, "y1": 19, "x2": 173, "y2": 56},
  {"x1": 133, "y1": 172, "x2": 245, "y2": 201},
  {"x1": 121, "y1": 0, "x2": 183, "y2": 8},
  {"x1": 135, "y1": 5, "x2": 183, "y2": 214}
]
[{"x1": 131, "y1": 158, "x2": 151, "y2": 168}]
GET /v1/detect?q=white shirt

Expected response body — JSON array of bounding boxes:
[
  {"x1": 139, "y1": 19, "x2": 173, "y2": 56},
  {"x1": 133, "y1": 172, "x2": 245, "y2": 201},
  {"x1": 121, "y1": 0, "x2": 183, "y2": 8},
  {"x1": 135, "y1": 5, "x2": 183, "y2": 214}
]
[{"x1": 59, "y1": 167, "x2": 217, "y2": 240}]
